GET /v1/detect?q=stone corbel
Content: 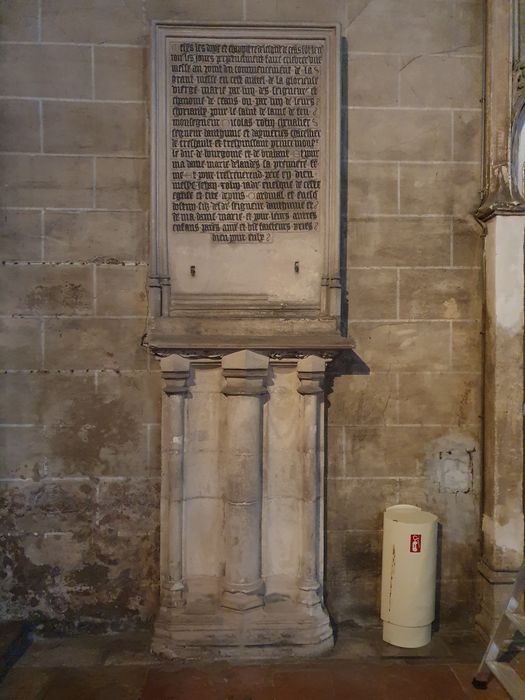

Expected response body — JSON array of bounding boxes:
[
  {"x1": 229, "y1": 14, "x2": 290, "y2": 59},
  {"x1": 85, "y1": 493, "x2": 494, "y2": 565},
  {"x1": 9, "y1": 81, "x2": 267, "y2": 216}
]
[
  {"x1": 159, "y1": 354, "x2": 190, "y2": 608},
  {"x1": 297, "y1": 355, "x2": 326, "y2": 607},
  {"x1": 221, "y1": 350, "x2": 269, "y2": 611}
]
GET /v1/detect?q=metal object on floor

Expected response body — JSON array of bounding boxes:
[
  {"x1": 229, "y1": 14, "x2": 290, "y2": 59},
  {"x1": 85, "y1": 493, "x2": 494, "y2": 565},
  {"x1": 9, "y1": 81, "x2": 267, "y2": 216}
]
[{"x1": 473, "y1": 562, "x2": 525, "y2": 698}]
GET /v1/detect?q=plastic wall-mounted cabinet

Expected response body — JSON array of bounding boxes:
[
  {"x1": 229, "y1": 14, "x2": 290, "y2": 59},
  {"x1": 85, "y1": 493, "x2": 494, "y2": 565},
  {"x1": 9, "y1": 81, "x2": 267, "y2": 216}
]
[{"x1": 380, "y1": 505, "x2": 438, "y2": 648}]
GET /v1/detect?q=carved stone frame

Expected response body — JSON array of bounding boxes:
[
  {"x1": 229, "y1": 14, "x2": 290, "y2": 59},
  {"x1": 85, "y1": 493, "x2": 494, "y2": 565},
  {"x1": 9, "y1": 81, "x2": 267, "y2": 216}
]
[{"x1": 149, "y1": 22, "x2": 342, "y2": 326}]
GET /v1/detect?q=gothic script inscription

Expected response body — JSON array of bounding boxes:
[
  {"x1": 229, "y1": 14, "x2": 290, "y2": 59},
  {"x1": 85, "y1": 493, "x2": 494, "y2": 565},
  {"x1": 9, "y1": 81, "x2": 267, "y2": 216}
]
[{"x1": 169, "y1": 40, "x2": 323, "y2": 243}]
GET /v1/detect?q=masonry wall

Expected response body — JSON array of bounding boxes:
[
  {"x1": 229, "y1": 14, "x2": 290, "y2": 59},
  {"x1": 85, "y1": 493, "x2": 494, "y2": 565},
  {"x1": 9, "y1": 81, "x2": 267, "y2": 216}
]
[{"x1": 0, "y1": 0, "x2": 483, "y2": 631}]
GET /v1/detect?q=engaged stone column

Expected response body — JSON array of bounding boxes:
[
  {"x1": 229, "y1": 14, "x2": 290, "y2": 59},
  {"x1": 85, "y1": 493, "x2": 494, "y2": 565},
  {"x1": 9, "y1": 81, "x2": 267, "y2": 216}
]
[
  {"x1": 478, "y1": 215, "x2": 525, "y2": 634},
  {"x1": 221, "y1": 350, "x2": 269, "y2": 611},
  {"x1": 159, "y1": 354, "x2": 190, "y2": 608},
  {"x1": 297, "y1": 356, "x2": 326, "y2": 607}
]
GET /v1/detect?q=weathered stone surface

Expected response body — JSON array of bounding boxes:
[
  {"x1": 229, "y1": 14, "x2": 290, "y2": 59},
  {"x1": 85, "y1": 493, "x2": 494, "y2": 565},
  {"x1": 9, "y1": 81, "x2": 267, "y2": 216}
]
[
  {"x1": 97, "y1": 371, "x2": 161, "y2": 425},
  {"x1": 398, "y1": 373, "x2": 481, "y2": 426},
  {"x1": 94, "y1": 47, "x2": 146, "y2": 102},
  {"x1": 348, "y1": 109, "x2": 452, "y2": 161},
  {"x1": 327, "y1": 530, "x2": 382, "y2": 580},
  {"x1": 43, "y1": 103, "x2": 146, "y2": 156},
  {"x1": 146, "y1": 0, "x2": 243, "y2": 21},
  {"x1": 328, "y1": 373, "x2": 397, "y2": 426},
  {"x1": 453, "y1": 111, "x2": 482, "y2": 162},
  {"x1": 97, "y1": 478, "x2": 160, "y2": 534},
  {"x1": 0, "y1": 44, "x2": 92, "y2": 99},
  {"x1": 334, "y1": 426, "x2": 446, "y2": 478},
  {"x1": 44, "y1": 319, "x2": 148, "y2": 370},
  {"x1": 42, "y1": 0, "x2": 145, "y2": 44},
  {"x1": 348, "y1": 163, "x2": 398, "y2": 216},
  {"x1": 348, "y1": 218, "x2": 451, "y2": 267},
  {"x1": 327, "y1": 478, "x2": 399, "y2": 530},
  {"x1": 346, "y1": 0, "x2": 481, "y2": 55},
  {"x1": 451, "y1": 322, "x2": 482, "y2": 371},
  {"x1": 0, "y1": 0, "x2": 39, "y2": 41},
  {"x1": 95, "y1": 265, "x2": 148, "y2": 316},
  {"x1": 400, "y1": 55, "x2": 482, "y2": 108},
  {"x1": 95, "y1": 157, "x2": 148, "y2": 210},
  {"x1": 245, "y1": 0, "x2": 347, "y2": 22},
  {"x1": 42, "y1": 400, "x2": 149, "y2": 478},
  {"x1": 400, "y1": 163, "x2": 480, "y2": 216},
  {"x1": 44, "y1": 211, "x2": 147, "y2": 263},
  {"x1": 326, "y1": 424, "x2": 345, "y2": 484},
  {"x1": 0, "y1": 210, "x2": 42, "y2": 261},
  {"x1": 0, "y1": 479, "x2": 95, "y2": 534},
  {"x1": 439, "y1": 578, "x2": 479, "y2": 625},
  {"x1": 0, "y1": 426, "x2": 49, "y2": 480},
  {"x1": 347, "y1": 269, "x2": 397, "y2": 320},
  {"x1": 0, "y1": 264, "x2": 93, "y2": 315},
  {"x1": 0, "y1": 100, "x2": 40, "y2": 153},
  {"x1": 325, "y1": 574, "x2": 380, "y2": 625},
  {"x1": 0, "y1": 319, "x2": 42, "y2": 370},
  {"x1": 399, "y1": 268, "x2": 481, "y2": 319},
  {"x1": 349, "y1": 321, "x2": 451, "y2": 371},
  {"x1": 452, "y1": 217, "x2": 483, "y2": 266},
  {"x1": 1, "y1": 525, "x2": 158, "y2": 628},
  {"x1": 0, "y1": 370, "x2": 158, "y2": 477},
  {"x1": 347, "y1": 54, "x2": 399, "y2": 107},
  {"x1": 0, "y1": 155, "x2": 93, "y2": 209},
  {"x1": 0, "y1": 372, "x2": 93, "y2": 425}
]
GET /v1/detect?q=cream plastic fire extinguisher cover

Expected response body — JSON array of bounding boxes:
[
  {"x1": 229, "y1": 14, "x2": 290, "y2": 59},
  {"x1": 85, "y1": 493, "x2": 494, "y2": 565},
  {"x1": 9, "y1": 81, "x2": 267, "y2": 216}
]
[{"x1": 381, "y1": 505, "x2": 438, "y2": 629}]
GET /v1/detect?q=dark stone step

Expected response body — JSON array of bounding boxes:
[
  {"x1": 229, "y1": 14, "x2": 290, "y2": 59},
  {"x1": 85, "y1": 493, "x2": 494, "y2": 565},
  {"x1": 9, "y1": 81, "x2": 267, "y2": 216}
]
[{"x1": 0, "y1": 622, "x2": 32, "y2": 681}]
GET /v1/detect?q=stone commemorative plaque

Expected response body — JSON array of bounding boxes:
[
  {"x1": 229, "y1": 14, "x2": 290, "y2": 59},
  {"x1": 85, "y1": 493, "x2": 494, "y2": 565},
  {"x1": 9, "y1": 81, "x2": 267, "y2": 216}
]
[{"x1": 151, "y1": 23, "x2": 341, "y2": 319}]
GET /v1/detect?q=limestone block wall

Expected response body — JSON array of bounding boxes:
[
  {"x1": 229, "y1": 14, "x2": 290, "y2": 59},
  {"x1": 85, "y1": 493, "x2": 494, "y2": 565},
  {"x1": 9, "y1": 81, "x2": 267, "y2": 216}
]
[{"x1": 0, "y1": 0, "x2": 483, "y2": 630}]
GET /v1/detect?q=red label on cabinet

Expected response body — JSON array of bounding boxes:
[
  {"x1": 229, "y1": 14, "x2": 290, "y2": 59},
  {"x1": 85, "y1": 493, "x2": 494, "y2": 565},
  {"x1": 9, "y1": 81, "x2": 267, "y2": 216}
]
[{"x1": 410, "y1": 534, "x2": 422, "y2": 553}]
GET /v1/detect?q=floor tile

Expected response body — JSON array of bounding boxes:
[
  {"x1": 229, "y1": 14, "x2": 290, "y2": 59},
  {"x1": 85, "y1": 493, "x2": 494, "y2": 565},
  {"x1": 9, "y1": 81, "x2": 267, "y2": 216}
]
[
  {"x1": 0, "y1": 666, "x2": 51, "y2": 700},
  {"x1": 450, "y1": 664, "x2": 510, "y2": 700},
  {"x1": 329, "y1": 663, "x2": 469, "y2": 700},
  {"x1": 41, "y1": 666, "x2": 148, "y2": 700},
  {"x1": 142, "y1": 668, "x2": 217, "y2": 700},
  {"x1": 273, "y1": 668, "x2": 334, "y2": 700},
  {"x1": 17, "y1": 636, "x2": 106, "y2": 668}
]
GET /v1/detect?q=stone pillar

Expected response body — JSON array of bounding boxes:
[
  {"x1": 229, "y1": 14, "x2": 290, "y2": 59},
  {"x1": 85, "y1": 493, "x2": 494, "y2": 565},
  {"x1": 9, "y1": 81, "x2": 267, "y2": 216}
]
[
  {"x1": 159, "y1": 354, "x2": 190, "y2": 609},
  {"x1": 221, "y1": 350, "x2": 269, "y2": 611},
  {"x1": 297, "y1": 356, "x2": 326, "y2": 607},
  {"x1": 477, "y1": 215, "x2": 525, "y2": 635},
  {"x1": 475, "y1": 0, "x2": 525, "y2": 634}
]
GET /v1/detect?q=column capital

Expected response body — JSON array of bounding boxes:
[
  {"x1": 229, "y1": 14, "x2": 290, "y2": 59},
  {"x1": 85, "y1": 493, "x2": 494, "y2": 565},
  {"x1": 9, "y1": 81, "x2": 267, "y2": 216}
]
[
  {"x1": 297, "y1": 355, "x2": 326, "y2": 395},
  {"x1": 160, "y1": 354, "x2": 191, "y2": 395},
  {"x1": 222, "y1": 349, "x2": 269, "y2": 396}
]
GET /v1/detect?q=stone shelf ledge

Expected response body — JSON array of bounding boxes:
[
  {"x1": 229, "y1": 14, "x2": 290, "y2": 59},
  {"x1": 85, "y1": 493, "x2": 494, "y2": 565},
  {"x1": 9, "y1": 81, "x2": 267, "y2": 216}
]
[{"x1": 146, "y1": 332, "x2": 355, "y2": 360}]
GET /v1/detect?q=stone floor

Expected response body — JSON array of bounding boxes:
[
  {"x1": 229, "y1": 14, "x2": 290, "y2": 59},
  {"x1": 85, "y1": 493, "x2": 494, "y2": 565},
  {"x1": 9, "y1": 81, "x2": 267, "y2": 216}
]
[{"x1": 0, "y1": 625, "x2": 514, "y2": 699}]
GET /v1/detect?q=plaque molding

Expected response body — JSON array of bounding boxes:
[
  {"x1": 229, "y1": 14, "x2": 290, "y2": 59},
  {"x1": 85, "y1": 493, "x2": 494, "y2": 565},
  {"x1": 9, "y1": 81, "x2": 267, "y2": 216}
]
[{"x1": 150, "y1": 22, "x2": 342, "y2": 331}]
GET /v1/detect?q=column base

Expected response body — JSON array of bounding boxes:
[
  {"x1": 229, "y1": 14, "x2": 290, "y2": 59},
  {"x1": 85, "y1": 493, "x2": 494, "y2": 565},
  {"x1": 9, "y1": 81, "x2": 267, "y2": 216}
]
[
  {"x1": 221, "y1": 588, "x2": 264, "y2": 611},
  {"x1": 152, "y1": 599, "x2": 333, "y2": 660},
  {"x1": 476, "y1": 560, "x2": 519, "y2": 638},
  {"x1": 160, "y1": 582, "x2": 186, "y2": 609}
]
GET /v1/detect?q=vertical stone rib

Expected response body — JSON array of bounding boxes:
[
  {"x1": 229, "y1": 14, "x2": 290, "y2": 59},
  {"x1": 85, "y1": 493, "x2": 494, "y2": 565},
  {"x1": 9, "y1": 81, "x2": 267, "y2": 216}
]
[
  {"x1": 477, "y1": 215, "x2": 525, "y2": 634},
  {"x1": 221, "y1": 350, "x2": 269, "y2": 611},
  {"x1": 297, "y1": 355, "x2": 326, "y2": 607},
  {"x1": 159, "y1": 354, "x2": 190, "y2": 608}
]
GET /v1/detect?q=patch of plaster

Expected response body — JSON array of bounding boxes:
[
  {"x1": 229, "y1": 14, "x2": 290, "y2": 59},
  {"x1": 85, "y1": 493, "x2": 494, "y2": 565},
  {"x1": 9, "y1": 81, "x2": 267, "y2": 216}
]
[
  {"x1": 492, "y1": 217, "x2": 524, "y2": 332},
  {"x1": 425, "y1": 432, "x2": 478, "y2": 495},
  {"x1": 482, "y1": 513, "x2": 524, "y2": 556}
]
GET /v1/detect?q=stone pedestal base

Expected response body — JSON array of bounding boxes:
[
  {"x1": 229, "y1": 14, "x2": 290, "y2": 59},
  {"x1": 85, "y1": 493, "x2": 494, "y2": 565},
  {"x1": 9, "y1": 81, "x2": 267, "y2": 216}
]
[
  {"x1": 152, "y1": 349, "x2": 339, "y2": 659},
  {"x1": 152, "y1": 601, "x2": 333, "y2": 659},
  {"x1": 476, "y1": 561, "x2": 518, "y2": 638}
]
